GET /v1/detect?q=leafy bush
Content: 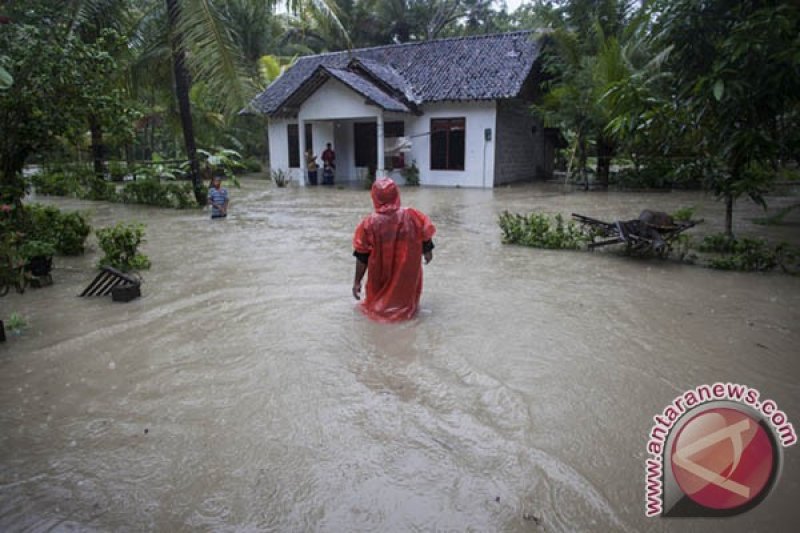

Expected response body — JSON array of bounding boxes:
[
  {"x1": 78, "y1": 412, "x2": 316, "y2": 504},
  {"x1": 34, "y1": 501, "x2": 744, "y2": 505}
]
[
  {"x1": 240, "y1": 157, "x2": 263, "y2": 173},
  {"x1": 85, "y1": 178, "x2": 119, "y2": 202},
  {"x1": 697, "y1": 233, "x2": 799, "y2": 272},
  {"x1": 22, "y1": 204, "x2": 92, "y2": 255},
  {"x1": 270, "y1": 169, "x2": 291, "y2": 187},
  {"x1": 120, "y1": 178, "x2": 195, "y2": 208},
  {"x1": 198, "y1": 148, "x2": 244, "y2": 186},
  {"x1": 498, "y1": 211, "x2": 587, "y2": 250},
  {"x1": 18, "y1": 239, "x2": 56, "y2": 259},
  {"x1": 696, "y1": 233, "x2": 736, "y2": 254},
  {"x1": 120, "y1": 178, "x2": 171, "y2": 207},
  {"x1": 96, "y1": 222, "x2": 151, "y2": 272},
  {"x1": 671, "y1": 206, "x2": 696, "y2": 222},
  {"x1": 7, "y1": 312, "x2": 28, "y2": 334},
  {"x1": 402, "y1": 161, "x2": 420, "y2": 186},
  {"x1": 29, "y1": 170, "x2": 83, "y2": 196},
  {"x1": 28, "y1": 164, "x2": 199, "y2": 208}
]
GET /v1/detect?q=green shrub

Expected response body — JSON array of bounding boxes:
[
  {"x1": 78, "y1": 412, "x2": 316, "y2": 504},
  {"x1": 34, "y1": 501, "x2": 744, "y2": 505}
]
[
  {"x1": 165, "y1": 182, "x2": 197, "y2": 209},
  {"x1": 270, "y1": 169, "x2": 291, "y2": 187},
  {"x1": 697, "y1": 233, "x2": 799, "y2": 272},
  {"x1": 84, "y1": 178, "x2": 119, "y2": 202},
  {"x1": 29, "y1": 171, "x2": 83, "y2": 196},
  {"x1": 7, "y1": 312, "x2": 28, "y2": 334},
  {"x1": 18, "y1": 239, "x2": 56, "y2": 259},
  {"x1": 240, "y1": 157, "x2": 263, "y2": 173},
  {"x1": 402, "y1": 161, "x2": 420, "y2": 186},
  {"x1": 671, "y1": 206, "x2": 696, "y2": 222},
  {"x1": 696, "y1": 233, "x2": 736, "y2": 253},
  {"x1": 120, "y1": 178, "x2": 195, "y2": 208},
  {"x1": 22, "y1": 204, "x2": 92, "y2": 255},
  {"x1": 96, "y1": 222, "x2": 151, "y2": 272},
  {"x1": 120, "y1": 178, "x2": 172, "y2": 207},
  {"x1": 498, "y1": 211, "x2": 587, "y2": 250}
]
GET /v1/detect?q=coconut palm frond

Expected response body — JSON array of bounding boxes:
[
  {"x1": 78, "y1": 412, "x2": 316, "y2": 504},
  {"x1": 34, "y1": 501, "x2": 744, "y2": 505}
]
[{"x1": 180, "y1": 0, "x2": 256, "y2": 116}]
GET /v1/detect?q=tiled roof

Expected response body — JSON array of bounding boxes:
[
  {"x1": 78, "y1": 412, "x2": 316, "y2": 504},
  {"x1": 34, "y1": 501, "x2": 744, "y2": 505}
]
[
  {"x1": 323, "y1": 67, "x2": 410, "y2": 113},
  {"x1": 250, "y1": 31, "x2": 540, "y2": 116}
]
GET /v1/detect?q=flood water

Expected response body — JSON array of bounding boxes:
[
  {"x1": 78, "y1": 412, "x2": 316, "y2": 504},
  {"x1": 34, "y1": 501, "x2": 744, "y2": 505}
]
[{"x1": 1, "y1": 180, "x2": 799, "y2": 532}]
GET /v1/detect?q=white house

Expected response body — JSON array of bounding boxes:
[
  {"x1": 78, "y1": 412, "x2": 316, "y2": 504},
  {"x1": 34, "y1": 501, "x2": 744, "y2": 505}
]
[{"x1": 247, "y1": 31, "x2": 562, "y2": 188}]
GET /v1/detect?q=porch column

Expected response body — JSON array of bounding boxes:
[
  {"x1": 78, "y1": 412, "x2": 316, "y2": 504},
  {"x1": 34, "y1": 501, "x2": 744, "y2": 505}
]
[
  {"x1": 298, "y1": 118, "x2": 307, "y2": 186},
  {"x1": 376, "y1": 112, "x2": 385, "y2": 177}
]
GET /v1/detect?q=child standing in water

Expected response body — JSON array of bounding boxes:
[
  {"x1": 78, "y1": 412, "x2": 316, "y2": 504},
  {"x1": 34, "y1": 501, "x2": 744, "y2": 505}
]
[{"x1": 322, "y1": 162, "x2": 335, "y2": 186}]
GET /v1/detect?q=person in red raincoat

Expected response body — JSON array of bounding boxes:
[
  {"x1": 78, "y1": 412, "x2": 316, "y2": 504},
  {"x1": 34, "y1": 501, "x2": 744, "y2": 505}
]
[{"x1": 352, "y1": 178, "x2": 436, "y2": 322}]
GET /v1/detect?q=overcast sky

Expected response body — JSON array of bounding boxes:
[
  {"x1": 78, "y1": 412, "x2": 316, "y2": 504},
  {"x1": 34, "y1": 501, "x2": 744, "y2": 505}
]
[{"x1": 497, "y1": 0, "x2": 526, "y2": 13}]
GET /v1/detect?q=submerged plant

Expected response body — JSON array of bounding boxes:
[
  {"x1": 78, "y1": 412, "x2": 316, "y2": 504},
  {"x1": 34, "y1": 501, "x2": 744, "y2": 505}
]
[
  {"x1": 96, "y1": 222, "x2": 151, "y2": 272},
  {"x1": 498, "y1": 211, "x2": 587, "y2": 250},
  {"x1": 271, "y1": 169, "x2": 291, "y2": 188},
  {"x1": 671, "y1": 206, "x2": 696, "y2": 222},
  {"x1": 697, "y1": 233, "x2": 799, "y2": 273},
  {"x1": 401, "y1": 161, "x2": 420, "y2": 187},
  {"x1": 7, "y1": 312, "x2": 27, "y2": 334}
]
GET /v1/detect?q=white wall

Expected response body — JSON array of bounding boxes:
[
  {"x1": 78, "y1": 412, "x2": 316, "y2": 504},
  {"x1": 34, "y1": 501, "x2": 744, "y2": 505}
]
[
  {"x1": 266, "y1": 118, "x2": 302, "y2": 184},
  {"x1": 299, "y1": 78, "x2": 380, "y2": 121},
  {"x1": 267, "y1": 94, "x2": 498, "y2": 188},
  {"x1": 405, "y1": 101, "x2": 497, "y2": 188}
]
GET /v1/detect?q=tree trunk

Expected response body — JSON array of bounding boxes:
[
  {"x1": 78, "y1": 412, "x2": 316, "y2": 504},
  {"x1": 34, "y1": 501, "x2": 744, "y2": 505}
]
[
  {"x1": 1, "y1": 147, "x2": 28, "y2": 210},
  {"x1": 89, "y1": 114, "x2": 104, "y2": 181},
  {"x1": 725, "y1": 193, "x2": 734, "y2": 237},
  {"x1": 578, "y1": 135, "x2": 588, "y2": 191},
  {"x1": 596, "y1": 137, "x2": 613, "y2": 189},
  {"x1": 165, "y1": 0, "x2": 203, "y2": 205}
]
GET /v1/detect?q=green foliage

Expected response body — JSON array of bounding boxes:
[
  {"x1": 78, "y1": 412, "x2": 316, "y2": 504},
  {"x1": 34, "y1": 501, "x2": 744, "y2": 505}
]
[
  {"x1": 240, "y1": 157, "x2": 263, "y2": 174},
  {"x1": 7, "y1": 312, "x2": 28, "y2": 334},
  {"x1": 30, "y1": 171, "x2": 85, "y2": 197},
  {"x1": 696, "y1": 233, "x2": 799, "y2": 273},
  {"x1": 21, "y1": 204, "x2": 92, "y2": 256},
  {"x1": 270, "y1": 169, "x2": 291, "y2": 188},
  {"x1": 96, "y1": 222, "x2": 151, "y2": 272},
  {"x1": 197, "y1": 148, "x2": 243, "y2": 188},
  {"x1": 498, "y1": 211, "x2": 588, "y2": 250},
  {"x1": 0, "y1": 21, "x2": 134, "y2": 204},
  {"x1": 119, "y1": 178, "x2": 196, "y2": 209},
  {"x1": 671, "y1": 206, "x2": 696, "y2": 222},
  {"x1": 18, "y1": 240, "x2": 56, "y2": 260},
  {"x1": 0, "y1": 206, "x2": 26, "y2": 296},
  {"x1": 402, "y1": 161, "x2": 420, "y2": 187},
  {"x1": 650, "y1": 0, "x2": 800, "y2": 234},
  {"x1": 30, "y1": 165, "x2": 198, "y2": 208}
]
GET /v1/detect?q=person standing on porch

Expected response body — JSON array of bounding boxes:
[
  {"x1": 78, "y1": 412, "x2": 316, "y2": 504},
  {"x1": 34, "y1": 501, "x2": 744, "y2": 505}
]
[
  {"x1": 306, "y1": 150, "x2": 318, "y2": 186},
  {"x1": 321, "y1": 142, "x2": 336, "y2": 170},
  {"x1": 352, "y1": 178, "x2": 436, "y2": 322}
]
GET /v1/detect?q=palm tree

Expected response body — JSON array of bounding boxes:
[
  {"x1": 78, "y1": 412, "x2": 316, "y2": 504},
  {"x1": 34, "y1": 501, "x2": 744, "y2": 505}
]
[
  {"x1": 166, "y1": 0, "x2": 345, "y2": 202},
  {"x1": 532, "y1": 0, "x2": 636, "y2": 188}
]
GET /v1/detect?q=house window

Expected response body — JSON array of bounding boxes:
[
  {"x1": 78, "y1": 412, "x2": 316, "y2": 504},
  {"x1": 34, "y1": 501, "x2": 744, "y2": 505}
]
[
  {"x1": 430, "y1": 118, "x2": 465, "y2": 171},
  {"x1": 354, "y1": 123, "x2": 376, "y2": 168},
  {"x1": 287, "y1": 123, "x2": 313, "y2": 168},
  {"x1": 287, "y1": 124, "x2": 299, "y2": 168}
]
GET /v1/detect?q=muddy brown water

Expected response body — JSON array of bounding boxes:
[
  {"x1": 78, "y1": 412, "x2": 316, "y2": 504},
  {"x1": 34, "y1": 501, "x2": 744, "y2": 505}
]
[{"x1": 1, "y1": 180, "x2": 799, "y2": 532}]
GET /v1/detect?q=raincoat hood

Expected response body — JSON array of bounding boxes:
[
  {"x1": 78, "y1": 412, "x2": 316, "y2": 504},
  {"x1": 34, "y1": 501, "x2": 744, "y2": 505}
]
[{"x1": 371, "y1": 178, "x2": 401, "y2": 214}]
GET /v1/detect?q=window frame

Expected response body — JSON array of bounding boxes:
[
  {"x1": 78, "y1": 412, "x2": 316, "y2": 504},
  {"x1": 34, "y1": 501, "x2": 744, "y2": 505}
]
[
  {"x1": 287, "y1": 123, "x2": 313, "y2": 169},
  {"x1": 430, "y1": 118, "x2": 466, "y2": 171}
]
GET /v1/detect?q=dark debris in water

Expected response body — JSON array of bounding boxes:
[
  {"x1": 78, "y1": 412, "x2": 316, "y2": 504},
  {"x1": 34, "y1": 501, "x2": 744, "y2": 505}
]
[{"x1": 523, "y1": 512, "x2": 542, "y2": 525}]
